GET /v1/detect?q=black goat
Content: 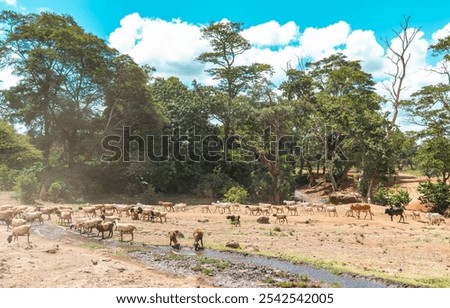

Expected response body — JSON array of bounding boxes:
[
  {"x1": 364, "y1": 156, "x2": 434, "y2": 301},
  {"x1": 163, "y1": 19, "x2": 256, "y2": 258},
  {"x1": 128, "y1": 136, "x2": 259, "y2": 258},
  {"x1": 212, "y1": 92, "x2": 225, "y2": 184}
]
[
  {"x1": 385, "y1": 206, "x2": 405, "y2": 223},
  {"x1": 226, "y1": 214, "x2": 240, "y2": 226},
  {"x1": 129, "y1": 207, "x2": 142, "y2": 220}
]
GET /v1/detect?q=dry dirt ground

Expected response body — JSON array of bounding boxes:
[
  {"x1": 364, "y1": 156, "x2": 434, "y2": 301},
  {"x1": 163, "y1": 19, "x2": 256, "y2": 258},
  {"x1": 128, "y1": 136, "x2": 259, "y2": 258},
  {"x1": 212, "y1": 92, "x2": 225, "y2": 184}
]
[{"x1": 1, "y1": 174, "x2": 450, "y2": 288}]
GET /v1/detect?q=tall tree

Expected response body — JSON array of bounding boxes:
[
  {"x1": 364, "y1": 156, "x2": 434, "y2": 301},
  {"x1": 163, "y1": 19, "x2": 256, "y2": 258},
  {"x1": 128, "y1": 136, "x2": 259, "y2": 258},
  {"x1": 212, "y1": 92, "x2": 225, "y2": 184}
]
[
  {"x1": 0, "y1": 11, "x2": 116, "y2": 165},
  {"x1": 197, "y1": 21, "x2": 272, "y2": 159},
  {"x1": 407, "y1": 35, "x2": 450, "y2": 137},
  {"x1": 307, "y1": 54, "x2": 384, "y2": 192},
  {"x1": 103, "y1": 55, "x2": 161, "y2": 134}
]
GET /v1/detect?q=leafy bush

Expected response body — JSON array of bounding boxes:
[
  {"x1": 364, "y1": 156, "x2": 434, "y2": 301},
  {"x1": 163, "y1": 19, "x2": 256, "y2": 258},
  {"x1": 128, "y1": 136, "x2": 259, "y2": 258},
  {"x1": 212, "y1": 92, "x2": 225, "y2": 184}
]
[
  {"x1": 372, "y1": 184, "x2": 411, "y2": 207},
  {"x1": 195, "y1": 173, "x2": 235, "y2": 199},
  {"x1": 48, "y1": 181, "x2": 65, "y2": 203},
  {"x1": 223, "y1": 186, "x2": 249, "y2": 203},
  {"x1": 417, "y1": 181, "x2": 450, "y2": 214},
  {"x1": 372, "y1": 183, "x2": 389, "y2": 206},
  {"x1": 14, "y1": 170, "x2": 39, "y2": 204},
  {"x1": 0, "y1": 164, "x2": 20, "y2": 191},
  {"x1": 388, "y1": 189, "x2": 411, "y2": 207}
]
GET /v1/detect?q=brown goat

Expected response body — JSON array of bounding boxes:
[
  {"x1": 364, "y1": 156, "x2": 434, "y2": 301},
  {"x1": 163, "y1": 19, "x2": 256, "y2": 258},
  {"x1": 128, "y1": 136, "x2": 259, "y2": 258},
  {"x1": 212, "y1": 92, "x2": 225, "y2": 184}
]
[
  {"x1": 193, "y1": 228, "x2": 204, "y2": 251},
  {"x1": 158, "y1": 201, "x2": 174, "y2": 212},
  {"x1": 168, "y1": 230, "x2": 184, "y2": 249}
]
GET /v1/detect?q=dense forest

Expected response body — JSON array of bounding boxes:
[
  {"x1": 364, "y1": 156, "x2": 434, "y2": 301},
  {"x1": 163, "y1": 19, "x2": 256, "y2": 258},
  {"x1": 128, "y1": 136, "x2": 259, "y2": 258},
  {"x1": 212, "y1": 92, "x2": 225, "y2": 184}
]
[{"x1": 0, "y1": 11, "x2": 449, "y2": 211}]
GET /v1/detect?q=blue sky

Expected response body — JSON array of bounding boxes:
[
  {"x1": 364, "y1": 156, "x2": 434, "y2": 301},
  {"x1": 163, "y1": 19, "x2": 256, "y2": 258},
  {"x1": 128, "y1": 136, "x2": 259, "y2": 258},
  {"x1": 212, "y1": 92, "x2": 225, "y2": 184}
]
[
  {"x1": 1, "y1": 0, "x2": 449, "y2": 132},
  {"x1": 2, "y1": 0, "x2": 449, "y2": 41}
]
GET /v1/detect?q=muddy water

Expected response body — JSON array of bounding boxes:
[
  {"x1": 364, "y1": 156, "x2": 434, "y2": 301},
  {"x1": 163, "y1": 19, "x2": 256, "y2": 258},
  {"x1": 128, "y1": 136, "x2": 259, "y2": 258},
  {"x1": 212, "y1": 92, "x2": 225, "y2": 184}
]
[{"x1": 31, "y1": 223, "x2": 390, "y2": 288}]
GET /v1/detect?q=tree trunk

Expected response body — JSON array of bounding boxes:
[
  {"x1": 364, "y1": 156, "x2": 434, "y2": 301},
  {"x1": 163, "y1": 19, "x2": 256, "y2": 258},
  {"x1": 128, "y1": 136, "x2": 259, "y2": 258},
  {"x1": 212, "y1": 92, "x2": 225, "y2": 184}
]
[
  {"x1": 324, "y1": 138, "x2": 338, "y2": 191},
  {"x1": 272, "y1": 169, "x2": 281, "y2": 205},
  {"x1": 327, "y1": 160, "x2": 338, "y2": 192},
  {"x1": 367, "y1": 176, "x2": 376, "y2": 203},
  {"x1": 223, "y1": 119, "x2": 230, "y2": 161},
  {"x1": 298, "y1": 156, "x2": 304, "y2": 176}
]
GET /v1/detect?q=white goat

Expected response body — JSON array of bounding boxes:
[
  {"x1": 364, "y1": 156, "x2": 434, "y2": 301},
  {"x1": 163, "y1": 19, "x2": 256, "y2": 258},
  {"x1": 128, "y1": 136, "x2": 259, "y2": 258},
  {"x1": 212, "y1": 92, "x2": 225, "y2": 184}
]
[
  {"x1": 7, "y1": 225, "x2": 31, "y2": 243},
  {"x1": 114, "y1": 220, "x2": 137, "y2": 241},
  {"x1": 325, "y1": 206, "x2": 338, "y2": 217}
]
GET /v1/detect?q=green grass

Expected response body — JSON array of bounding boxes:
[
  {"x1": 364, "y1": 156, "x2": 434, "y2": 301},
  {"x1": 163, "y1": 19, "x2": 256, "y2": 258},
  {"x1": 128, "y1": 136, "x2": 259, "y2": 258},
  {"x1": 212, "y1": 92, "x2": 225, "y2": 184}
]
[
  {"x1": 198, "y1": 257, "x2": 230, "y2": 270},
  {"x1": 401, "y1": 168, "x2": 424, "y2": 177},
  {"x1": 202, "y1": 268, "x2": 213, "y2": 275}
]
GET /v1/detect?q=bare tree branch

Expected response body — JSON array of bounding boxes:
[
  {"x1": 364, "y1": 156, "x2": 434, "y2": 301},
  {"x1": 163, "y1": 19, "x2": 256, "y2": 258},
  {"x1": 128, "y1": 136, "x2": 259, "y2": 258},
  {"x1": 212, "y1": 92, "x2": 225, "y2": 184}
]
[{"x1": 383, "y1": 16, "x2": 421, "y2": 130}]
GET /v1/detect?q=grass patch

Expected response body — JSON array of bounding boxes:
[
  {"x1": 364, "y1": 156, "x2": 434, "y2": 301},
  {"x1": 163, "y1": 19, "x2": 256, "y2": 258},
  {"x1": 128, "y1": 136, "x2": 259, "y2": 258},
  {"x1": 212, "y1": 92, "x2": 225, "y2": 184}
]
[
  {"x1": 416, "y1": 276, "x2": 450, "y2": 288},
  {"x1": 191, "y1": 265, "x2": 203, "y2": 272},
  {"x1": 273, "y1": 227, "x2": 281, "y2": 232},
  {"x1": 401, "y1": 168, "x2": 423, "y2": 177},
  {"x1": 202, "y1": 268, "x2": 213, "y2": 276},
  {"x1": 198, "y1": 257, "x2": 230, "y2": 270}
]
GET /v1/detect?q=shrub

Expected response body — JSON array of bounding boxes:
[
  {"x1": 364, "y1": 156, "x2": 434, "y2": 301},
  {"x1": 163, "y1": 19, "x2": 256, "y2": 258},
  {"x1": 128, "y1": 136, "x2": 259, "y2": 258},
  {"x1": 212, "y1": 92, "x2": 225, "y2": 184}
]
[
  {"x1": 195, "y1": 173, "x2": 235, "y2": 199},
  {"x1": 372, "y1": 183, "x2": 390, "y2": 205},
  {"x1": 48, "y1": 181, "x2": 65, "y2": 203},
  {"x1": 223, "y1": 186, "x2": 249, "y2": 203},
  {"x1": 0, "y1": 165, "x2": 21, "y2": 191},
  {"x1": 388, "y1": 189, "x2": 411, "y2": 207},
  {"x1": 417, "y1": 181, "x2": 450, "y2": 214},
  {"x1": 14, "y1": 170, "x2": 39, "y2": 204},
  {"x1": 372, "y1": 184, "x2": 411, "y2": 207}
]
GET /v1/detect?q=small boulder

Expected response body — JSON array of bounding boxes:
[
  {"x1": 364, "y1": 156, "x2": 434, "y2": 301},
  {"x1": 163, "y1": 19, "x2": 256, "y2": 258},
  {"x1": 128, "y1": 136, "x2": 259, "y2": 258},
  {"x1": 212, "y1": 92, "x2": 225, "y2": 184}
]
[
  {"x1": 329, "y1": 192, "x2": 361, "y2": 205},
  {"x1": 225, "y1": 240, "x2": 240, "y2": 249},
  {"x1": 256, "y1": 216, "x2": 270, "y2": 224}
]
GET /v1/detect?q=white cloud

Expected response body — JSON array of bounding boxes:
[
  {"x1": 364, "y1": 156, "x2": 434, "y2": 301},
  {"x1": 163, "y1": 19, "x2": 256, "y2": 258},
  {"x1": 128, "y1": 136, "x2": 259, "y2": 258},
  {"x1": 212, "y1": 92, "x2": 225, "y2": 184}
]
[
  {"x1": 343, "y1": 29, "x2": 385, "y2": 78},
  {"x1": 0, "y1": 67, "x2": 20, "y2": 90},
  {"x1": 241, "y1": 20, "x2": 299, "y2": 46},
  {"x1": 109, "y1": 13, "x2": 211, "y2": 83},
  {"x1": 1, "y1": 0, "x2": 17, "y2": 6},
  {"x1": 108, "y1": 14, "x2": 448, "y2": 110},
  {"x1": 299, "y1": 21, "x2": 351, "y2": 59},
  {"x1": 431, "y1": 22, "x2": 450, "y2": 43}
]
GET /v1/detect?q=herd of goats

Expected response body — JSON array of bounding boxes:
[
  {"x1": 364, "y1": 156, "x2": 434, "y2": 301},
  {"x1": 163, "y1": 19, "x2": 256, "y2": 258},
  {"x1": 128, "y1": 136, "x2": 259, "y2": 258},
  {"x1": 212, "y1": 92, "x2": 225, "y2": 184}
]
[{"x1": 0, "y1": 199, "x2": 448, "y2": 250}]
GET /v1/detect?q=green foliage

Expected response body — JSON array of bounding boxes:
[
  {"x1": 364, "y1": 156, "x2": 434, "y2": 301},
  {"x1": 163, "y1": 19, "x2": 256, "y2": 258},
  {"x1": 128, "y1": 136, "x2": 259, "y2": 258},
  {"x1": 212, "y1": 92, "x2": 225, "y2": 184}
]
[
  {"x1": 389, "y1": 189, "x2": 411, "y2": 208},
  {"x1": 0, "y1": 164, "x2": 21, "y2": 191},
  {"x1": 195, "y1": 172, "x2": 235, "y2": 199},
  {"x1": 372, "y1": 184, "x2": 411, "y2": 207},
  {"x1": 223, "y1": 186, "x2": 248, "y2": 203},
  {"x1": 14, "y1": 169, "x2": 39, "y2": 204},
  {"x1": 0, "y1": 120, "x2": 42, "y2": 169},
  {"x1": 417, "y1": 181, "x2": 450, "y2": 214},
  {"x1": 414, "y1": 137, "x2": 450, "y2": 182},
  {"x1": 48, "y1": 181, "x2": 65, "y2": 203},
  {"x1": 372, "y1": 183, "x2": 390, "y2": 206}
]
